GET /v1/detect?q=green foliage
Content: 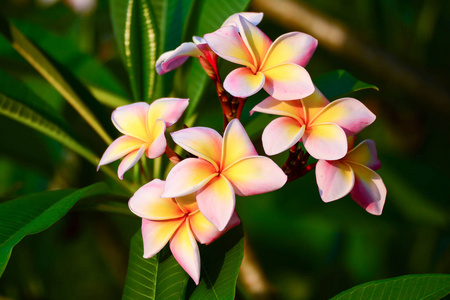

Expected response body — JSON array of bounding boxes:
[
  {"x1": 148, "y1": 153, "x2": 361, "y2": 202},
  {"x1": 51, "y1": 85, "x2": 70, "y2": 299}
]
[
  {"x1": 331, "y1": 274, "x2": 450, "y2": 300},
  {"x1": 0, "y1": 183, "x2": 110, "y2": 277},
  {"x1": 314, "y1": 69, "x2": 379, "y2": 99}
]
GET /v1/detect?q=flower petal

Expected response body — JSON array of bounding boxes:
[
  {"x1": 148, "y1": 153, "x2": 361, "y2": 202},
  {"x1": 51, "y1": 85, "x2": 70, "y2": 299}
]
[
  {"x1": 223, "y1": 67, "x2": 265, "y2": 98},
  {"x1": 196, "y1": 175, "x2": 235, "y2": 231},
  {"x1": 97, "y1": 135, "x2": 143, "y2": 169},
  {"x1": 261, "y1": 32, "x2": 317, "y2": 69},
  {"x1": 262, "y1": 63, "x2": 315, "y2": 100},
  {"x1": 147, "y1": 98, "x2": 189, "y2": 127},
  {"x1": 204, "y1": 25, "x2": 254, "y2": 69},
  {"x1": 302, "y1": 123, "x2": 347, "y2": 160},
  {"x1": 189, "y1": 211, "x2": 240, "y2": 245},
  {"x1": 223, "y1": 156, "x2": 287, "y2": 196},
  {"x1": 301, "y1": 88, "x2": 330, "y2": 122},
  {"x1": 261, "y1": 117, "x2": 305, "y2": 156},
  {"x1": 315, "y1": 159, "x2": 355, "y2": 202},
  {"x1": 345, "y1": 140, "x2": 381, "y2": 170},
  {"x1": 170, "y1": 219, "x2": 201, "y2": 285},
  {"x1": 117, "y1": 145, "x2": 146, "y2": 179},
  {"x1": 171, "y1": 127, "x2": 222, "y2": 169},
  {"x1": 221, "y1": 119, "x2": 257, "y2": 169},
  {"x1": 250, "y1": 96, "x2": 305, "y2": 122},
  {"x1": 156, "y1": 42, "x2": 202, "y2": 75},
  {"x1": 146, "y1": 118, "x2": 167, "y2": 159},
  {"x1": 129, "y1": 179, "x2": 185, "y2": 220},
  {"x1": 221, "y1": 12, "x2": 264, "y2": 28},
  {"x1": 311, "y1": 98, "x2": 376, "y2": 135},
  {"x1": 349, "y1": 163, "x2": 386, "y2": 215},
  {"x1": 112, "y1": 102, "x2": 150, "y2": 141},
  {"x1": 142, "y1": 218, "x2": 184, "y2": 259},
  {"x1": 162, "y1": 158, "x2": 217, "y2": 198},
  {"x1": 175, "y1": 192, "x2": 199, "y2": 215},
  {"x1": 236, "y1": 15, "x2": 272, "y2": 67}
]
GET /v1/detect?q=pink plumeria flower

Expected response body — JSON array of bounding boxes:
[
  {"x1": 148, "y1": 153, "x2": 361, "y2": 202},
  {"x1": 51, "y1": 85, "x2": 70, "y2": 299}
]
[
  {"x1": 156, "y1": 12, "x2": 263, "y2": 75},
  {"x1": 204, "y1": 15, "x2": 317, "y2": 100},
  {"x1": 129, "y1": 179, "x2": 240, "y2": 284},
  {"x1": 161, "y1": 119, "x2": 287, "y2": 230},
  {"x1": 250, "y1": 89, "x2": 376, "y2": 160},
  {"x1": 98, "y1": 98, "x2": 189, "y2": 179},
  {"x1": 315, "y1": 139, "x2": 386, "y2": 215}
]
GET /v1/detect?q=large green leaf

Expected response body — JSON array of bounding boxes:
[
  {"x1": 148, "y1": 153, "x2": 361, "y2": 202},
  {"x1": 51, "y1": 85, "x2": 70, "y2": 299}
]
[
  {"x1": 122, "y1": 230, "x2": 189, "y2": 299},
  {"x1": 0, "y1": 15, "x2": 114, "y2": 145},
  {"x1": 184, "y1": 0, "x2": 252, "y2": 119},
  {"x1": 0, "y1": 183, "x2": 110, "y2": 277},
  {"x1": 331, "y1": 274, "x2": 450, "y2": 300},
  {"x1": 110, "y1": 0, "x2": 158, "y2": 102},
  {"x1": 314, "y1": 69, "x2": 379, "y2": 99},
  {"x1": 186, "y1": 224, "x2": 244, "y2": 299}
]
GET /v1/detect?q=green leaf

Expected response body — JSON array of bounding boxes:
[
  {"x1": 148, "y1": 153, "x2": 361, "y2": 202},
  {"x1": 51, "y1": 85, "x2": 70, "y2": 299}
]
[
  {"x1": 0, "y1": 183, "x2": 110, "y2": 277},
  {"x1": 314, "y1": 69, "x2": 379, "y2": 99},
  {"x1": 0, "y1": 15, "x2": 114, "y2": 145},
  {"x1": 184, "y1": 0, "x2": 251, "y2": 119},
  {"x1": 331, "y1": 274, "x2": 450, "y2": 300},
  {"x1": 122, "y1": 230, "x2": 189, "y2": 299},
  {"x1": 186, "y1": 224, "x2": 244, "y2": 300},
  {"x1": 110, "y1": 0, "x2": 158, "y2": 102}
]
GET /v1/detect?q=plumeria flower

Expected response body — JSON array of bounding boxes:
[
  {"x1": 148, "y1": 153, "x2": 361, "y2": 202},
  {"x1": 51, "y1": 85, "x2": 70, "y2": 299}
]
[
  {"x1": 156, "y1": 12, "x2": 264, "y2": 75},
  {"x1": 204, "y1": 15, "x2": 317, "y2": 100},
  {"x1": 129, "y1": 179, "x2": 240, "y2": 284},
  {"x1": 161, "y1": 119, "x2": 287, "y2": 230},
  {"x1": 315, "y1": 139, "x2": 386, "y2": 215},
  {"x1": 250, "y1": 88, "x2": 376, "y2": 160},
  {"x1": 97, "y1": 98, "x2": 189, "y2": 179}
]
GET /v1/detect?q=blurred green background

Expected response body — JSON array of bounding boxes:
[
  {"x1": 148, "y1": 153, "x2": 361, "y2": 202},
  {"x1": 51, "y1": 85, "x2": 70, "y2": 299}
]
[{"x1": 0, "y1": 0, "x2": 449, "y2": 299}]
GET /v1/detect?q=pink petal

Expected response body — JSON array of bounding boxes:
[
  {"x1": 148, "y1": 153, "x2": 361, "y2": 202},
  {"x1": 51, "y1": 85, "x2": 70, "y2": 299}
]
[
  {"x1": 129, "y1": 179, "x2": 185, "y2": 220},
  {"x1": 156, "y1": 42, "x2": 202, "y2": 75},
  {"x1": 97, "y1": 135, "x2": 143, "y2": 169},
  {"x1": 222, "y1": 156, "x2": 287, "y2": 196},
  {"x1": 117, "y1": 145, "x2": 146, "y2": 179},
  {"x1": 301, "y1": 88, "x2": 330, "y2": 122},
  {"x1": 171, "y1": 127, "x2": 222, "y2": 169},
  {"x1": 261, "y1": 32, "x2": 318, "y2": 69},
  {"x1": 196, "y1": 175, "x2": 235, "y2": 231},
  {"x1": 315, "y1": 159, "x2": 355, "y2": 202},
  {"x1": 221, "y1": 12, "x2": 264, "y2": 28},
  {"x1": 223, "y1": 67, "x2": 265, "y2": 98},
  {"x1": 162, "y1": 158, "x2": 217, "y2": 198},
  {"x1": 147, "y1": 98, "x2": 189, "y2": 127},
  {"x1": 311, "y1": 98, "x2": 376, "y2": 135},
  {"x1": 146, "y1": 118, "x2": 167, "y2": 159},
  {"x1": 250, "y1": 96, "x2": 305, "y2": 122},
  {"x1": 189, "y1": 211, "x2": 240, "y2": 245},
  {"x1": 236, "y1": 15, "x2": 272, "y2": 67},
  {"x1": 261, "y1": 117, "x2": 305, "y2": 156},
  {"x1": 221, "y1": 119, "x2": 257, "y2": 169},
  {"x1": 349, "y1": 163, "x2": 386, "y2": 215},
  {"x1": 170, "y1": 220, "x2": 201, "y2": 285},
  {"x1": 142, "y1": 218, "x2": 184, "y2": 259},
  {"x1": 345, "y1": 140, "x2": 381, "y2": 170},
  {"x1": 262, "y1": 63, "x2": 315, "y2": 100},
  {"x1": 204, "y1": 25, "x2": 255, "y2": 69},
  {"x1": 112, "y1": 102, "x2": 150, "y2": 142},
  {"x1": 302, "y1": 123, "x2": 347, "y2": 160}
]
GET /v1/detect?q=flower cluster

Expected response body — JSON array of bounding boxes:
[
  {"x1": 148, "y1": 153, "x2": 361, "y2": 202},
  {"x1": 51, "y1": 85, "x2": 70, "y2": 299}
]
[{"x1": 98, "y1": 12, "x2": 386, "y2": 284}]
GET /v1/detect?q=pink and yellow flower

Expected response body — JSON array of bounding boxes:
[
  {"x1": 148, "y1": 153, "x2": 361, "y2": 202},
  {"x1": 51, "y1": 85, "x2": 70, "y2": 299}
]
[
  {"x1": 156, "y1": 12, "x2": 263, "y2": 75},
  {"x1": 97, "y1": 98, "x2": 189, "y2": 179},
  {"x1": 161, "y1": 119, "x2": 287, "y2": 230},
  {"x1": 315, "y1": 139, "x2": 386, "y2": 215},
  {"x1": 204, "y1": 15, "x2": 317, "y2": 100},
  {"x1": 129, "y1": 179, "x2": 240, "y2": 284},
  {"x1": 250, "y1": 89, "x2": 376, "y2": 160}
]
